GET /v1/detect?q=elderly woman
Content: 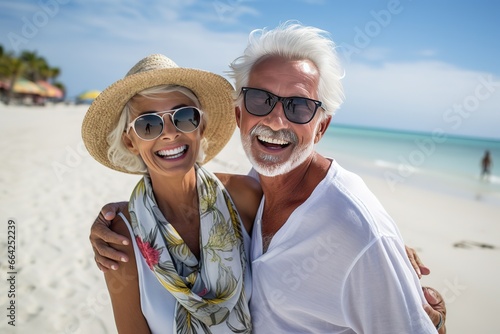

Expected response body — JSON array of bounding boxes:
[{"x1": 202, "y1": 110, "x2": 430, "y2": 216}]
[{"x1": 82, "y1": 54, "x2": 261, "y2": 333}]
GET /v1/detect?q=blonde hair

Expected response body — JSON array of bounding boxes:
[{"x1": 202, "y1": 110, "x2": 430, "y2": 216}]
[{"x1": 107, "y1": 85, "x2": 207, "y2": 174}]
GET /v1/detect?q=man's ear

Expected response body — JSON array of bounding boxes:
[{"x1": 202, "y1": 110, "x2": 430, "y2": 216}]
[
  {"x1": 235, "y1": 106, "x2": 242, "y2": 129},
  {"x1": 122, "y1": 132, "x2": 140, "y2": 155},
  {"x1": 314, "y1": 115, "x2": 332, "y2": 144}
]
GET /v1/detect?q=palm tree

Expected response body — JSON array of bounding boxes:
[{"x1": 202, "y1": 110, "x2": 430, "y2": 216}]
[
  {"x1": 41, "y1": 65, "x2": 66, "y2": 99},
  {"x1": 21, "y1": 51, "x2": 66, "y2": 99},
  {"x1": 50, "y1": 67, "x2": 66, "y2": 98},
  {"x1": 0, "y1": 49, "x2": 25, "y2": 104},
  {"x1": 20, "y1": 51, "x2": 48, "y2": 83},
  {"x1": 0, "y1": 45, "x2": 66, "y2": 103}
]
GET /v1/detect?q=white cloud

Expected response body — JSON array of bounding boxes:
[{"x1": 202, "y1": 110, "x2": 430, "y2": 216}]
[
  {"x1": 335, "y1": 61, "x2": 500, "y2": 139},
  {"x1": 201, "y1": 1, "x2": 260, "y2": 24}
]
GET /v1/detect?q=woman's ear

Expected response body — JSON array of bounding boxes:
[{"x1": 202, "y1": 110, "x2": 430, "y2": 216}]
[
  {"x1": 314, "y1": 115, "x2": 332, "y2": 144},
  {"x1": 122, "y1": 132, "x2": 140, "y2": 155},
  {"x1": 199, "y1": 119, "x2": 206, "y2": 137}
]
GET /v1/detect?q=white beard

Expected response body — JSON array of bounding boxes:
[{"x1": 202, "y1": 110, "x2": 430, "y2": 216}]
[{"x1": 240, "y1": 124, "x2": 316, "y2": 177}]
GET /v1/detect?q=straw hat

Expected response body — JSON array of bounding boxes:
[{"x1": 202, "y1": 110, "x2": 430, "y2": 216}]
[{"x1": 81, "y1": 54, "x2": 236, "y2": 174}]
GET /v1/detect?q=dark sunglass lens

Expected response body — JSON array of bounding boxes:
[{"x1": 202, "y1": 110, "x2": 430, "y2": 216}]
[
  {"x1": 285, "y1": 98, "x2": 317, "y2": 123},
  {"x1": 245, "y1": 89, "x2": 274, "y2": 116},
  {"x1": 134, "y1": 115, "x2": 163, "y2": 139},
  {"x1": 173, "y1": 107, "x2": 200, "y2": 132}
]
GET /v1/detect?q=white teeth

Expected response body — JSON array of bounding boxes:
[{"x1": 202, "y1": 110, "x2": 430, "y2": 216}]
[
  {"x1": 166, "y1": 152, "x2": 183, "y2": 159},
  {"x1": 257, "y1": 136, "x2": 289, "y2": 145},
  {"x1": 157, "y1": 145, "x2": 186, "y2": 158}
]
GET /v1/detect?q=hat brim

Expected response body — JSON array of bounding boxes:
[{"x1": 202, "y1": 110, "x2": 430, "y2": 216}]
[{"x1": 82, "y1": 68, "x2": 236, "y2": 174}]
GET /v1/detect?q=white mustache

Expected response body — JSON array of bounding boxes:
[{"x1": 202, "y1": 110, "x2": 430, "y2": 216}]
[{"x1": 250, "y1": 125, "x2": 298, "y2": 145}]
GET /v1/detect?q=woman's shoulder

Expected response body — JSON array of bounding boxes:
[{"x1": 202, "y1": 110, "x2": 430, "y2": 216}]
[
  {"x1": 215, "y1": 172, "x2": 262, "y2": 199},
  {"x1": 215, "y1": 173, "x2": 262, "y2": 233}
]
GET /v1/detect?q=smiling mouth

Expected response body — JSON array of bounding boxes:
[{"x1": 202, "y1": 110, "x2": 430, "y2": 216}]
[
  {"x1": 257, "y1": 136, "x2": 290, "y2": 149},
  {"x1": 156, "y1": 145, "x2": 188, "y2": 159}
]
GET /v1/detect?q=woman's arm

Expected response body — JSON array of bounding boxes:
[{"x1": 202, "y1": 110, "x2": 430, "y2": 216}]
[{"x1": 103, "y1": 212, "x2": 151, "y2": 334}]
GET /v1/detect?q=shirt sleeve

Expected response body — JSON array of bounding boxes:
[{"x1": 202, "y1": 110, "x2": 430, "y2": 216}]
[{"x1": 341, "y1": 236, "x2": 437, "y2": 333}]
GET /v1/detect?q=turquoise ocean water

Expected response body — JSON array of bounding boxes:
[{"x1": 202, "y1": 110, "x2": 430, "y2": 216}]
[{"x1": 316, "y1": 125, "x2": 500, "y2": 205}]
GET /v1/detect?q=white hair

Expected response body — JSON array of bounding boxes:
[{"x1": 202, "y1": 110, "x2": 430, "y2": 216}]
[
  {"x1": 228, "y1": 21, "x2": 345, "y2": 118},
  {"x1": 107, "y1": 85, "x2": 207, "y2": 174}
]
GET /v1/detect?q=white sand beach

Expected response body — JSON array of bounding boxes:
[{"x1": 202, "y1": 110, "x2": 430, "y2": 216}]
[{"x1": 0, "y1": 105, "x2": 499, "y2": 333}]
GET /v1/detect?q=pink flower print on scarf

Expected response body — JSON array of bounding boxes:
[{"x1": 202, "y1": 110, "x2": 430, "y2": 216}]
[{"x1": 136, "y1": 236, "x2": 161, "y2": 270}]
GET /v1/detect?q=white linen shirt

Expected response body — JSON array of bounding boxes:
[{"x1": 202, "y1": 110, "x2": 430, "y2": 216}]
[{"x1": 249, "y1": 160, "x2": 437, "y2": 333}]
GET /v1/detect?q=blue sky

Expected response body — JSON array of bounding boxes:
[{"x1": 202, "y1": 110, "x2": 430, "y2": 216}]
[{"x1": 1, "y1": 0, "x2": 499, "y2": 139}]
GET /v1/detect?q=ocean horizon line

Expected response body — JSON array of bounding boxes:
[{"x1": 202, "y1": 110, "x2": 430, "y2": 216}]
[{"x1": 328, "y1": 122, "x2": 500, "y2": 143}]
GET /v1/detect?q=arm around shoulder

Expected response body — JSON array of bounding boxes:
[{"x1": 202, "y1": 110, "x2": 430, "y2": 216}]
[{"x1": 90, "y1": 201, "x2": 131, "y2": 271}]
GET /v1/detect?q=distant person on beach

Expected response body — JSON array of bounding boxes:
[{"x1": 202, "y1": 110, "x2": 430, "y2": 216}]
[
  {"x1": 88, "y1": 22, "x2": 446, "y2": 333},
  {"x1": 82, "y1": 54, "x2": 262, "y2": 333},
  {"x1": 481, "y1": 150, "x2": 492, "y2": 180}
]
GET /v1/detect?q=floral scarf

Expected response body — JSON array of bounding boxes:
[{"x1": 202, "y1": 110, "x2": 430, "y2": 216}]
[{"x1": 129, "y1": 165, "x2": 251, "y2": 333}]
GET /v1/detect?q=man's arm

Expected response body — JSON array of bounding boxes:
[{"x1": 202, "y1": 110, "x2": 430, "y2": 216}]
[
  {"x1": 343, "y1": 238, "x2": 439, "y2": 333},
  {"x1": 90, "y1": 204, "x2": 446, "y2": 330},
  {"x1": 90, "y1": 202, "x2": 130, "y2": 271}
]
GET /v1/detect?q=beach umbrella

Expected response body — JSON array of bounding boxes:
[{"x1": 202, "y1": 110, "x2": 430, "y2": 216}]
[
  {"x1": 12, "y1": 78, "x2": 44, "y2": 95},
  {"x1": 78, "y1": 90, "x2": 101, "y2": 100},
  {"x1": 36, "y1": 80, "x2": 63, "y2": 99}
]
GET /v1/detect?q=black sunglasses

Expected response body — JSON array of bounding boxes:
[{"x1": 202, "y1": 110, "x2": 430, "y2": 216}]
[
  {"x1": 241, "y1": 87, "x2": 323, "y2": 124},
  {"x1": 126, "y1": 106, "x2": 203, "y2": 141}
]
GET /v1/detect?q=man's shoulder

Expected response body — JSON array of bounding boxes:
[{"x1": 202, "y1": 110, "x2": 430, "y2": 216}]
[
  {"x1": 318, "y1": 159, "x2": 368, "y2": 196},
  {"x1": 314, "y1": 160, "x2": 399, "y2": 236}
]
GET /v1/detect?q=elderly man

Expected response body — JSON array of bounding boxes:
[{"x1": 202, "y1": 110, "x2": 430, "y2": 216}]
[{"x1": 90, "y1": 22, "x2": 446, "y2": 333}]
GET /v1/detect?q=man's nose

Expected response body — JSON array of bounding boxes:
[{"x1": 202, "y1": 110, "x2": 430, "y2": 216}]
[{"x1": 261, "y1": 100, "x2": 288, "y2": 130}]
